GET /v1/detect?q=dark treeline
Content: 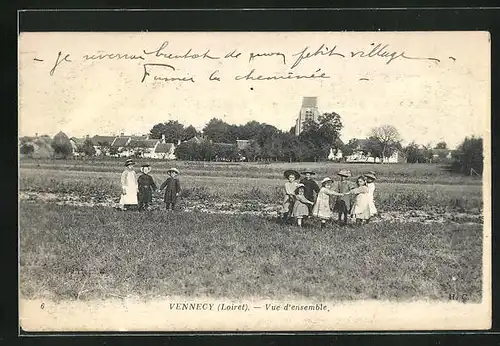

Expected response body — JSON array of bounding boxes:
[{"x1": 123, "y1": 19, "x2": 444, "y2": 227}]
[{"x1": 151, "y1": 113, "x2": 344, "y2": 162}]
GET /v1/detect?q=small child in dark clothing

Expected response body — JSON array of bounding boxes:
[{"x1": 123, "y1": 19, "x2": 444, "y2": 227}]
[
  {"x1": 159, "y1": 168, "x2": 181, "y2": 211},
  {"x1": 137, "y1": 164, "x2": 157, "y2": 211}
]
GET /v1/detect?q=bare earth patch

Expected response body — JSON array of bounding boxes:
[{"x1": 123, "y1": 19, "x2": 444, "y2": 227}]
[{"x1": 19, "y1": 191, "x2": 482, "y2": 224}]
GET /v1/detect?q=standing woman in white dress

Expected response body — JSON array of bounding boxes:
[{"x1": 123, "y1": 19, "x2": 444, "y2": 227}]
[
  {"x1": 119, "y1": 158, "x2": 138, "y2": 211},
  {"x1": 365, "y1": 171, "x2": 378, "y2": 219}
]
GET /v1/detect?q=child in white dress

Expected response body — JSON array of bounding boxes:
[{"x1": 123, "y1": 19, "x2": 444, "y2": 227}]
[
  {"x1": 280, "y1": 169, "x2": 300, "y2": 223},
  {"x1": 346, "y1": 176, "x2": 371, "y2": 226},
  {"x1": 312, "y1": 177, "x2": 344, "y2": 228},
  {"x1": 119, "y1": 159, "x2": 138, "y2": 211},
  {"x1": 365, "y1": 172, "x2": 377, "y2": 219},
  {"x1": 292, "y1": 184, "x2": 314, "y2": 227}
]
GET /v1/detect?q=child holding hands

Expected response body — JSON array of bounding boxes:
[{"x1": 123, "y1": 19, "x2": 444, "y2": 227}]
[
  {"x1": 292, "y1": 184, "x2": 315, "y2": 227},
  {"x1": 312, "y1": 177, "x2": 345, "y2": 228}
]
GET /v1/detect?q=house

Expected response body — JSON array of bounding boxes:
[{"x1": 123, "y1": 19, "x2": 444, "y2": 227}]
[
  {"x1": 185, "y1": 136, "x2": 205, "y2": 144},
  {"x1": 123, "y1": 139, "x2": 160, "y2": 158},
  {"x1": 111, "y1": 136, "x2": 131, "y2": 152},
  {"x1": 236, "y1": 139, "x2": 253, "y2": 151},
  {"x1": 345, "y1": 139, "x2": 406, "y2": 163},
  {"x1": 69, "y1": 137, "x2": 87, "y2": 156},
  {"x1": 149, "y1": 142, "x2": 176, "y2": 160},
  {"x1": 327, "y1": 138, "x2": 344, "y2": 161},
  {"x1": 431, "y1": 149, "x2": 454, "y2": 161},
  {"x1": 91, "y1": 135, "x2": 117, "y2": 155}
]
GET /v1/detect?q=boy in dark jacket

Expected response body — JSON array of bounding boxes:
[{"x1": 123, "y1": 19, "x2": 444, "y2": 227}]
[
  {"x1": 159, "y1": 168, "x2": 181, "y2": 211},
  {"x1": 137, "y1": 164, "x2": 157, "y2": 211}
]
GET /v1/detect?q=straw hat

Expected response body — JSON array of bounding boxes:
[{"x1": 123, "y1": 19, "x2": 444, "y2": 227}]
[
  {"x1": 321, "y1": 177, "x2": 333, "y2": 185},
  {"x1": 337, "y1": 169, "x2": 351, "y2": 177},
  {"x1": 124, "y1": 159, "x2": 135, "y2": 167},
  {"x1": 167, "y1": 168, "x2": 180, "y2": 174},
  {"x1": 365, "y1": 172, "x2": 376, "y2": 180},
  {"x1": 284, "y1": 169, "x2": 300, "y2": 179}
]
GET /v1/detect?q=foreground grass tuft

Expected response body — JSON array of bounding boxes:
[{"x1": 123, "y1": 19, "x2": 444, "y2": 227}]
[{"x1": 20, "y1": 203, "x2": 483, "y2": 302}]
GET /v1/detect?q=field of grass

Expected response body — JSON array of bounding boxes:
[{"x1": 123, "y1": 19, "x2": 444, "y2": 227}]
[
  {"x1": 19, "y1": 167, "x2": 483, "y2": 213},
  {"x1": 20, "y1": 158, "x2": 482, "y2": 185},
  {"x1": 19, "y1": 159, "x2": 485, "y2": 302},
  {"x1": 20, "y1": 202, "x2": 483, "y2": 302}
]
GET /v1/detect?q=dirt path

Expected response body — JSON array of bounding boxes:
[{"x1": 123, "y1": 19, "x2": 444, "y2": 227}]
[{"x1": 19, "y1": 191, "x2": 483, "y2": 225}]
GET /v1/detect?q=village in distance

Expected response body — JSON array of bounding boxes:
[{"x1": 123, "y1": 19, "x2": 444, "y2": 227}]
[{"x1": 19, "y1": 97, "x2": 483, "y2": 176}]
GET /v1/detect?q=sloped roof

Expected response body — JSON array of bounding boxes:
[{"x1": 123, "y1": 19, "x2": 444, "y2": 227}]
[
  {"x1": 127, "y1": 139, "x2": 159, "y2": 149},
  {"x1": 92, "y1": 135, "x2": 116, "y2": 145},
  {"x1": 155, "y1": 143, "x2": 175, "y2": 153},
  {"x1": 130, "y1": 135, "x2": 148, "y2": 141},
  {"x1": 70, "y1": 137, "x2": 87, "y2": 147},
  {"x1": 112, "y1": 137, "x2": 130, "y2": 147},
  {"x1": 334, "y1": 137, "x2": 344, "y2": 147},
  {"x1": 185, "y1": 136, "x2": 204, "y2": 144}
]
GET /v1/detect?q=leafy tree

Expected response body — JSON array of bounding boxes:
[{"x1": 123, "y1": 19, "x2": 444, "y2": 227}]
[
  {"x1": 368, "y1": 125, "x2": 402, "y2": 162},
  {"x1": 82, "y1": 138, "x2": 96, "y2": 156},
  {"x1": 182, "y1": 125, "x2": 198, "y2": 141},
  {"x1": 453, "y1": 136, "x2": 483, "y2": 175},
  {"x1": 341, "y1": 139, "x2": 360, "y2": 158},
  {"x1": 242, "y1": 141, "x2": 262, "y2": 161},
  {"x1": 239, "y1": 121, "x2": 263, "y2": 140},
  {"x1": 149, "y1": 120, "x2": 185, "y2": 143},
  {"x1": 404, "y1": 142, "x2": 426, "y2": 163},
  {"x1": 435, "y1": 141, "x2": 448, "y2": 149},
  {"x1": 214, "y1": 143, "x2": 239, "y2": 161},
  {"x1": 203, "y1": 118, "x2": 230, "y2": 143},
  {"x1": 175, "y1": 141, "x2": 198, "y2": 161},
  {"x1": 20, "y1": 143, "x2": 34, "y2": 155}
]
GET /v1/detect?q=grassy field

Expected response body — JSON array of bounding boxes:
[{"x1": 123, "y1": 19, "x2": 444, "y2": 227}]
[
  {"x1": 20, "y1": 158, "x2": 482, "y2": 185},
  {"x1": 20, "y1": 203, "x2": 482, "y2": 302},
  {"x1": 19, "y1": 159, "x2": 485, "y2": 302},
  {"x1": 19, "y1": 167, "x2": 482, "y2": 213}
]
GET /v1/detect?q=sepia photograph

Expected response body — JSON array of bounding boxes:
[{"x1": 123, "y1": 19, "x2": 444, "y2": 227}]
[{"x1": 18, "y1": 31, "x2": 491, "y2": 331}]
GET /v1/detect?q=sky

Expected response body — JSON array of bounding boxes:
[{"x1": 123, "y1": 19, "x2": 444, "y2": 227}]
[{"x1": 18, "y1": 32, "x2": 490, "y2": 149}]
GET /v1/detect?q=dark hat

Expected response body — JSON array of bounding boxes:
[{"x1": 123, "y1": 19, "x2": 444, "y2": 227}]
[
  {"x1": 284, "y1": 169, "x2": 300, "y2": 179},
  {"x1": 294, "y1": 183, "x2": 306, "y2": 194},
  {"x1": 124, "y1": 159, "x2": 135, "y2": 166},
  {"x1": 301, "y1": 170, "x2": 316, "y2": 175}
]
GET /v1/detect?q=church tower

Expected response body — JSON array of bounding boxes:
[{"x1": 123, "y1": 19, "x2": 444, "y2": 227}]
[{"x1": 295, "y1": 97, "x2": 320, "y2": 136}]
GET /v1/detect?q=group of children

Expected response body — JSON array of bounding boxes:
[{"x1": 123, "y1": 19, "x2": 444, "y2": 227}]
[
  {"x1": 117, "y1": 158, "x2": 377, "y2": 225},
  {"x1": 280, "y1": 168, "x2": 378, "y2": 227},
  {"x1": 118, "y1": 158, "x2": 181, "y2": 211}
]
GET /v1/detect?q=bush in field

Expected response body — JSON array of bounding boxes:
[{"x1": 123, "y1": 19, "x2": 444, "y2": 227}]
[
  {"x1": 52, "y1": 132, "x2": 73, "y2": 159},
  {"x1": 81, "y1": 138, "x2": 96, "y2": 157},
  {"x1": 20, "y1": 143, "x2": 35, "y2": 156},
  {"x1": 452, "y1": 136, "x2": 483, "y2": 175}
]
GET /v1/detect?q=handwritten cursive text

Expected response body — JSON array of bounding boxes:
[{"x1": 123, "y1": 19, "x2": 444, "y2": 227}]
[
  {"x1": 235, "y1": 68, "x2": 330, "y2": 81},
  {"x1": 143, "y1": 41, "x2": 220, "y2": 60},
  {"x1": 141, "y1": 63, "x2": 195, "y2": 83},
  {"x1": 291, "y1": 44, "x2": 345, "y2": 69}
]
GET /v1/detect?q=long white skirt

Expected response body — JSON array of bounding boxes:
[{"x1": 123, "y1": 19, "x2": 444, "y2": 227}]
[{"x1": 119, "y1": 184, "x2": 138, "y2": 205}]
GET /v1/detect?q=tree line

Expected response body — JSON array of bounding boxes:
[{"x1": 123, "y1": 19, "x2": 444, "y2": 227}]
[{"x1": 18, "y1": 116, "x2": 484, "y2": 176}]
